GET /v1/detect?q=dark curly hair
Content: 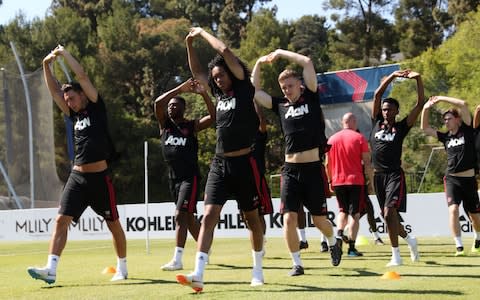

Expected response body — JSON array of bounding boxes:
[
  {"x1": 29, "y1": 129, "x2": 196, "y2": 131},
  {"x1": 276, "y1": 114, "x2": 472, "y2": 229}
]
[
  {"x1": 207, "y1": 54, "x2": 250, "y2": 97},
  {"x1": 382, "y1": 97, "x2": 400, "y2": 110}
]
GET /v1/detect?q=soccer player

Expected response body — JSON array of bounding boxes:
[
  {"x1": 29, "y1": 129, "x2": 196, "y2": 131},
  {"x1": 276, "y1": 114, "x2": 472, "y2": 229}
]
[
  {"x1": 252, "y1": 49, "x2": 342, "y2": 276},
  {"x1": 154, "y1": 78, "x2": 215, "y2": 270},
  {"x1": 371, "y1": 69, "x2": 422, "y2": 266},
  {"x1": 27, "y1": 45, "x2": 127, "y2": 284},
  {"x1": 176, "y1": 27, "x2": 266, "y2": 292},
  {"x1": 421, "y1": 96, "x2": 480, "y2": 255},
  {"x1": 326, "y1": 112, "x2": 373, "y2": 257}
]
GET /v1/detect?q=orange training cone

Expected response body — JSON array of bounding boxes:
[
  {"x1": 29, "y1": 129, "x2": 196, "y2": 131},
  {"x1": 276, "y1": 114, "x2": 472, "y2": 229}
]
[
  {"x1": 102, "y1": 266, "x2": 116, "y2": 274},
  {"x1": 381, "y1": 271, "x2": 401, "y2": 280}
]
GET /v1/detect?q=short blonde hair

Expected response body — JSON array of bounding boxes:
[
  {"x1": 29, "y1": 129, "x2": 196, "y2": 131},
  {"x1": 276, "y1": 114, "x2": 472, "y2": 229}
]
[{"x1": 278, "y1": 69, "x2": 300, "y2": 82}]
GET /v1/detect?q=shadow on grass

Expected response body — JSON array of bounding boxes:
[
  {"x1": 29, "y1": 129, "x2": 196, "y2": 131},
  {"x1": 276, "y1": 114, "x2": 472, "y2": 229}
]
[
  {"x1": 214, "y1": 263, "x2": 293, "y2": 271},
  {"x1": 267, "y1": 283, "x2": 464, "y2": 296},
  {"x1": 40, "y1": 277, "x2": 176, "y2": 289},
  {"x1": 199, "y1": 281, "x2": 463, "y2": 296}
]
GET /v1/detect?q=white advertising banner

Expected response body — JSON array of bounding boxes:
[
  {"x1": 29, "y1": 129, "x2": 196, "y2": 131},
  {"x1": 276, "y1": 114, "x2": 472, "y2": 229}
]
[{"x1": 0, "y1": 193, "x2": 475, "y2": 241}]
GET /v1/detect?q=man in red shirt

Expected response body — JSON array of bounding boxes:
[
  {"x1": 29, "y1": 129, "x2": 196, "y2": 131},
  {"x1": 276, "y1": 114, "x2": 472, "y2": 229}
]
[{"x1": 326, "y1": 113, "x2": 373, "y2": 256}]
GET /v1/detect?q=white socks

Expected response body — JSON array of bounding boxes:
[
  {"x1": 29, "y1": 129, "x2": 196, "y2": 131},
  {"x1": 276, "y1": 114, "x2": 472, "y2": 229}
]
[
  {"x1": 298, "y1": 228, "x2": 307, "y2": 242},
  {"x1": 117, "y1": 257, "x2": 127, "y2": 275},
  {"x1": 454, "y1": 236, "x2": 463, "y2": 248},
  {"x1": 252, "y1": 250, "x2": 263, "y2": 270},
  {"x1": 391, "y1": 247, "x2": 401, "y2": 261},
  {"x1": 290, "y1": 251, "x2": 303, "y2": 267},
  {"x1": 327, "y1": 235, "x2": 337, "y2": 247},
  {"x1": 173, "y1": 247, "x2": 184, "y2": 263},
  {"x1": 193, "y1": 251, "x2": 208, "y2": 278},
  {"x1": 46, "y1": 254, "x2": 59, "y2": 274}
]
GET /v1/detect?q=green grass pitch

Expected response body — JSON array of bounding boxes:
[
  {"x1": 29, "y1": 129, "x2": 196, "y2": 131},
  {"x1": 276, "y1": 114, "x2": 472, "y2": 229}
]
[{"x1": 1, "y1": 237, "x2": 479, "y2": 299}]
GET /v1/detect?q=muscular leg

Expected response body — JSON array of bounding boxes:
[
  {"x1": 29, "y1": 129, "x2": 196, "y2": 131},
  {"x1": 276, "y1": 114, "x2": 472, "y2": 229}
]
[
  {"x1": 384, "y1": 207, "x2": 400, "y2": 247},
  {"x1": 243, "y1": 209, "x2": 264, "y2": 251},
  {"x1": 284, "y1": 212, "x2": 299, "y2": 252},
  {"x1": 197, "y1": 204, "x2": 222, "y2": 253},
  {"x1": 469, "y1": 212, "x2": 480, "y2": 232},
  {"x1": 187, "y1": 212, "x2": 201, "y2": 241},
  {"x1": 49, "y1": 214, "x2": 73, "y2": 256},
  {"x1": 337, "y1": 212, "x2": 348, "y2": 236},
  {"x1": 106, "y1": 219, "x2": 127, "y2": 258},
  {"x1": 449, "y1": 204, "x2": 461, "y2": 238},
  {"x1": 347, "y1": 213, "x2": 360, "y2": 241},
  {"x1": 312, "y1": 215, "x2": 333, "y2": 240},
  {"x1": 176, "y1": 210, "x2": 200, "y2": 247}
]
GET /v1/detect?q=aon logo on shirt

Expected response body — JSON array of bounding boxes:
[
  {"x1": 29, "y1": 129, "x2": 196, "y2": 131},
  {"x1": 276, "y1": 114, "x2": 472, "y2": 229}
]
[
  {"x1": 217, "y1": 98, "x2": 236, "y2": 111},
  {"x1": 285, "y1": 104, "x2": 309, "y2": 119},
  {"x1": 74, "y1": 117, "x2": 91, "y2": 131},
  {"x1": 165, "y1": 136, "x2": 187, "y2": 146},
  {"x1": 447, "y1": 136, "x2": 465, "y2": 148},
  {"x1": 374, "y1": 130, "x2": 396, "y2": 142}
]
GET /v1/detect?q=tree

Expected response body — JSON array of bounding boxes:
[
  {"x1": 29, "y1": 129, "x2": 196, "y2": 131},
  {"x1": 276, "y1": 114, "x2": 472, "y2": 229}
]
[
  {"x1": 324, "y1": 0, "x2": 396, "y2": 67},
  {"x1": 394, "y1": 0, "x2": 444, "y2": 58},
  {"x1": 52, "y1": 0, "x2": 114, "y2": 33},
  {"x1": 433, "y1": 0, "x2": 480, "y2": 35},
  {"x1": 218, "y1": 0, "x2": 244, "y2": 48},
  {"x1": 289, "y1": 15, "x2": 331, "y2": 72}
]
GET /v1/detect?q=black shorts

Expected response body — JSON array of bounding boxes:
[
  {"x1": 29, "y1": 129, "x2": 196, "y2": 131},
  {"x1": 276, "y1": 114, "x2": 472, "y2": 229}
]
[
  {"x1": 169, "y1": 175, "x2": 199, "y2": 213},
  {"x1": 334, "y1": 185, "x2": 365, "y2": 215},
  {"x1": 59, "y1": 169, "x2": 119, "y2": 223},
  {"x1": 444, "y1": 175, "x2": 480, "y2": 213},
  {"x1": 204, "y1": 154, "x2": 262, "y2": 212},
  {"x1": 280, "y1": 161, "x2": 327, "y2": 216},
  {"x1": 373, "y1": 169, "x2": 407, "y2": 213}
]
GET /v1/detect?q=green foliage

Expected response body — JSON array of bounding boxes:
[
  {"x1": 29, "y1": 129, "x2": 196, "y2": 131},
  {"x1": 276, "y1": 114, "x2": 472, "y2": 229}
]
[
  {"x1": 394, "y1": 0, "x2": 444, "y2": 59},
  {"x1": 325, "y1": 0, "x2": 397, "y2": 68},
  {"x1": 289, "y1": 15, "x2": 331, "y2": 72}
]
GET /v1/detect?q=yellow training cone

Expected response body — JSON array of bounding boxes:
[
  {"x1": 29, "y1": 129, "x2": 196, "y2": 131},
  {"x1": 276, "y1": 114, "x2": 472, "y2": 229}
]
[
  {"x1": 381, "y1": 271, "x2": 401, "y2": 280},
  {"x1": 356, "y1": 235, "x2": 369, "y2": 246},
  {"x1": 102, "y1": 266, "x2": 116, "y2": 274}
]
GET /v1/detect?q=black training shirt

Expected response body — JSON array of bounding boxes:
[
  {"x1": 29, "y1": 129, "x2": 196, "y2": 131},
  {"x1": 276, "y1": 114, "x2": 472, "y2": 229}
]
[
  {"x1": 214, "y1": 75, "x2": 259, "y2": 154},
  {"x1": 438, "y1": 122, "x2": 476, "y2": 174},
  {"x1": 70, "y1": 96, "x2": 110, "y2": 165},
  {"x1": 271, "y1": 88, "x2": 326, "y2": 154},
  {"x1": 370, "y1": 114, "x2": 411, "y2": 172},
  {"x1": 161, "y1": 119, "x2": 199, "y2": 179}
]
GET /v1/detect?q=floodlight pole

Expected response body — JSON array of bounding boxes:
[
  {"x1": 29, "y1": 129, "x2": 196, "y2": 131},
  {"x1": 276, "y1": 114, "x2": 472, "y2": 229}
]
[{"x1": 10, "y1": 41, "x2": 34, "y2": 208}]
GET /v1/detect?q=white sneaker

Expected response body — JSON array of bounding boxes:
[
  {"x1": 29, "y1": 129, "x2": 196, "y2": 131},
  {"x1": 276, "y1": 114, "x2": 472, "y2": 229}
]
[
  {"x1": 176, "y1": 273, "x2": 204, "y2": 293},
  {"x1": 408, "y1": 237, "x2": 420, "y2": 262},
  {"x1": 250, "y1": 268, "x2": 264, "y2": 287},
  {"x1": 27, "y1": 267, "x2": 56, "y2": 284},
  {"x1": 386, "y1": 257, "x2": 403, "y2": 267},
  {"x1": 111, "y1": 271, "x2": 128, "y2": 281},
  {"x1": 161, "y1": 260, "x2": 183, "y2": 271}
]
